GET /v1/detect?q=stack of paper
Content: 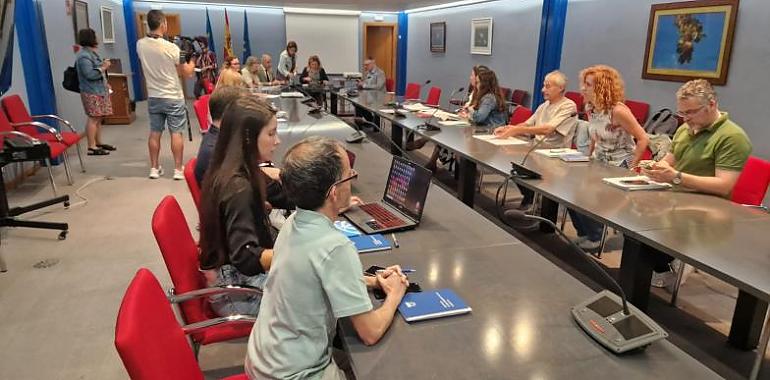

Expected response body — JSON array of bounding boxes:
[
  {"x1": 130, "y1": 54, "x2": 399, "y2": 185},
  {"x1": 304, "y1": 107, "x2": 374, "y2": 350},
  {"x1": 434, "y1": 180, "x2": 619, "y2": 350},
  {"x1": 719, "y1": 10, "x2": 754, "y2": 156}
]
[
  {"x1": 280, "y1": 92, "x2": 305, "y2": 98},
  {"x1": 439, "y1": 120, "x2": 470, "y2": 127},
  {"x1": 534, "y1": 148, "x2": 581, "y2": 158},
  {"x1": 602, "y1": 176, "x2": 673, "y2": 191},
  {"x1": 402, "y1": 103, "x2": 433, "y2": 112},
  {"x1": 473, "y1": 135, "x2": 529, "y2": 146}
]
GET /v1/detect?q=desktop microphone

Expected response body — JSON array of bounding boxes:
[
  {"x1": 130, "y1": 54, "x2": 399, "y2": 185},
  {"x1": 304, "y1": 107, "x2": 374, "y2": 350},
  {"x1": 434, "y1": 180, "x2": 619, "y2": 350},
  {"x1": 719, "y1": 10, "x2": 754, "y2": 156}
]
[
  {"x1": 504, "y1": 210, "x2": 668, "y2": 353},
  {"x1": 510, "y1": 112, "x2": 578, "y2": 179},
  {"x1": 447, "y1": 87, "x2": 466, "y2": 107},
  {"x1": 346, "y1": 119, "x2": 411, "y2": 158},
  {"x1": 419, "y1": 107, "x2": 442, "y2": 132}
]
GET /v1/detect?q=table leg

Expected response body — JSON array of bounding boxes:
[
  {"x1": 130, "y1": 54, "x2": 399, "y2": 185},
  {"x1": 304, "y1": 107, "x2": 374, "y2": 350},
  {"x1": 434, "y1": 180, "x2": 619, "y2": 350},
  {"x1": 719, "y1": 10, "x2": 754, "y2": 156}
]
[
  {"x1": 539, "y1": 196, "x2": 558, "y2": 233},
  {"x1": 457, "y1": 158, "x2": 476, "y2": 207},
  {"x1": 618, "y1": 237, "x2": 655, "y2": 311},
  {"x1": 330, "y1": 92, "x2": 338, "y2": 115},
  {"x1": 728, "y1": 290, "x2": 767, "y2": 350},
  {"x1": 390, "y1": 123, "x2": 403, "y2": 156},
  {"x1": 749, "y1": 312, "x2": 770, "y2": 379}
]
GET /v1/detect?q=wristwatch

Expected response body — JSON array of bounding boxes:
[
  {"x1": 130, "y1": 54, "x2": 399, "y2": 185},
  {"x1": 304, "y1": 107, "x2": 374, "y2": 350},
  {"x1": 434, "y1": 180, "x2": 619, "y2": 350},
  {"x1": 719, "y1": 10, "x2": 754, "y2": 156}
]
[{"x1": 672, "y1": 171, "x2": 683, "y2": 185}]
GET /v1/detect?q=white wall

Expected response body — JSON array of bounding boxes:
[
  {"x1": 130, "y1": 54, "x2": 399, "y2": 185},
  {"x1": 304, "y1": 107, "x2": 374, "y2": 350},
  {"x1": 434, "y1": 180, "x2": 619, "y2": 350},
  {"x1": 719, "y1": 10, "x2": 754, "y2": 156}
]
[{"x1": 406, "y1": 0, "x2": 543, "y2": 109}]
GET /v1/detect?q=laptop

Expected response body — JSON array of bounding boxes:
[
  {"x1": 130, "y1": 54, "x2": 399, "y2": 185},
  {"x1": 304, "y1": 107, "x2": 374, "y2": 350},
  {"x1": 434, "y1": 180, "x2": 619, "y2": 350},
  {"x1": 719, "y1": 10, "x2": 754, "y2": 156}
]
[{"x1": 343, "y1": 156, "x2": 432, "y2": 234}]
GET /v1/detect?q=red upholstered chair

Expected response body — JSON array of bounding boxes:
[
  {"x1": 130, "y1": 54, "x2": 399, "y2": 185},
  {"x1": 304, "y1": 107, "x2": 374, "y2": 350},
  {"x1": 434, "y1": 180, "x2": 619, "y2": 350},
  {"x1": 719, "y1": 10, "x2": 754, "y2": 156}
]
[
  {"x1": 511, "y1": 89, "x2": 528, "y2": 107},
  {"x1": 404, "y1": 83, "x2": 421, "y2": 100},
  {"x1": 624, "y1": 99, "x2": 650, "y2": 125},
  {"x1": 184, "y1": 158, "x2": 201, "y2": 210},
  {"x1": 151, "y1": 195, "x2": 259, "y2": 353},
  {"x1": 425, "y1": 87, "x2": 442, "y2": 106},
  {"x1": 499, "y1": 86, "x2": 512, "y2": 101},
  {"x1": 0, "y1": 108, "x2": 72, "y2": 194},
  {"x1": 385, "y1": 78, "x2": 395, "y2": 92},
  {"x1": 564, "y1": 91, "x2": 585, "y2": 118},
  {"x1": 509, "y1": 106, "x2": 533, "y2": 125},
  {"x1": 193, "y1": 95, "x2": 211, "y2": 133},
  {"x1": 115, "y1": 268, "x2": 250, "y2": 380},
  {"x1": 731, "y1": 156, "x2": 770, "y2": 206},
  {"x1": 1, "y1": 94, "x2": 85, "y2": 173},
  {"x1": 202, "y1": 79, "x2": 215, "y2": 95}
]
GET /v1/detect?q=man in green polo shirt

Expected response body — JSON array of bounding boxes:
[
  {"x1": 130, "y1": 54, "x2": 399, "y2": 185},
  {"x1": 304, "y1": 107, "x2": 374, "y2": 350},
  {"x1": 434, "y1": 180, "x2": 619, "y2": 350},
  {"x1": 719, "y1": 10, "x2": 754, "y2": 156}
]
[
  {"x1": 643, "y1": 79, "x2": 752, "y2": 198},
  {"x1": 642, "y1": 79, "x2": 752, "y2": 289}
]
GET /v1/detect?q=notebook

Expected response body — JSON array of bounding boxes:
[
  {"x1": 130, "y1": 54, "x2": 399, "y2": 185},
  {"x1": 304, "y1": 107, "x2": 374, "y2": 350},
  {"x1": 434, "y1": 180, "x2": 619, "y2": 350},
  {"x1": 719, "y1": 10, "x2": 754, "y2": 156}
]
[
  {"x1": 559, "y1": 153, "x2": 591, "y2": 162},
  {"x1": 348, "y1": 234, "x2": 392, "y2": 253},
  {"x1": 473, "y1": 135, "x2": 529, "y2": 146},
  {"x1": 602, "y1": 176, "x2": 673, "y2": 191},
  {"x1": 398, "y1": 289, "x2": 472, "y2": 322},
  {"x1": 343, "y1": 156, "x2": 432, "y2": 234}
]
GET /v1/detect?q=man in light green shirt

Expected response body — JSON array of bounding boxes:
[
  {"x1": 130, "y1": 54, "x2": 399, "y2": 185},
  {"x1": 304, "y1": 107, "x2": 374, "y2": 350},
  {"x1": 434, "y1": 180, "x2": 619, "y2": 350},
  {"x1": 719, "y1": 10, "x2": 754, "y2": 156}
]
[
  {"x1": 246, "y1": 137, "x2": 407, "y2": 380},
  {"x1": 644, "y1": 79, "x2": 752, "y2": 199}
]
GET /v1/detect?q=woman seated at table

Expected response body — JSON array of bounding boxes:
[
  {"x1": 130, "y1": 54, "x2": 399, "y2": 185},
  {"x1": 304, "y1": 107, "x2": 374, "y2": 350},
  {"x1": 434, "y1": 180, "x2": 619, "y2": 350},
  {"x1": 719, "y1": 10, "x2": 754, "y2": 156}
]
[
  {"x1": 241, "y1": 56, "x2": 261, "y2": 88},
  {"x1": 216, "y1": 68, "x2": 244, "y2": 89},
  {"x1": 300, "y1": 55, "x2": 329, "y2": 104},
  {"x1": 198, "y1": 97, "x2": 287, "y2": 316},
  {"x1": 567, "y1": 64, "x2": 649, "y2": 251}
]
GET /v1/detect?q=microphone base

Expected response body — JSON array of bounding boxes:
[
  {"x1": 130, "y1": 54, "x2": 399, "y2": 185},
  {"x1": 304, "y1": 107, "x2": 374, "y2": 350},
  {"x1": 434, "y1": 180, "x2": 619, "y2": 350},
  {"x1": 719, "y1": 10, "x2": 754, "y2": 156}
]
[
  {"x1": 510, "y1": 162, "x2": 542, "y2": 180},
  {"x1": 571, "y1": 290, "x2": 668, "y2": 354},
  {"x1": 346, "y1": 131, "x2": 366, "y2": 144}
]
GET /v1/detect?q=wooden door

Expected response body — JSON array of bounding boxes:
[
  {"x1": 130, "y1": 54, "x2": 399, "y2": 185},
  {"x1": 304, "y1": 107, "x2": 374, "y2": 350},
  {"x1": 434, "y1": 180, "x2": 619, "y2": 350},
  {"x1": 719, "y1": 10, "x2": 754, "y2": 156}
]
[
  {"x1": 135, "y1": 13, "x2": 181, "y2": 38},
  {"x1": 364, "y1": 23, "x2": 397, "y2": 83}
]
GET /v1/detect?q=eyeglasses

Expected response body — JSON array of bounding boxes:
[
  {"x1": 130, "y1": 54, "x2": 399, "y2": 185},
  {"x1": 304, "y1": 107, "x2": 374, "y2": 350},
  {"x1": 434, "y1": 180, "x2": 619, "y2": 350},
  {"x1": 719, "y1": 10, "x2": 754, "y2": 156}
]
[
  {"x1": 675, "y1": 105, "x2": 706, "y2": 118},
  {"x1": 326, "y1": 169, "x2": 358, "y2": 198}
]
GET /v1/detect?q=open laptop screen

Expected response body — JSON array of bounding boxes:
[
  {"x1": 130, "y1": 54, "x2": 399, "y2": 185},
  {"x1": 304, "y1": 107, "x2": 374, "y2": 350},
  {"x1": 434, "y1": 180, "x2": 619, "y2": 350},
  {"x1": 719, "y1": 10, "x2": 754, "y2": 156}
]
[{"x1": 382, "y1": 156, "x2": 432, "y2": 221}]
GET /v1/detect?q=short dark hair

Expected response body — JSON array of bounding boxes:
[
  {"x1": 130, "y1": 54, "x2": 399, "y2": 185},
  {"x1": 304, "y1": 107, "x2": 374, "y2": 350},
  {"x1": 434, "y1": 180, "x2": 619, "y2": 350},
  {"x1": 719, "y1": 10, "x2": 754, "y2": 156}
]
[
  {"x1": 147, "y1": 10, "x2": 166, "y2": 31},
  {"x1": 208, "y1": 86, "x2": 242, "y2": 122},
  {"x1": 78, "y1": 28, "x2": 98, "y2": 48},
  {"x1": 287, "y1": 41, "x2": 298, "y2": 51},
  {"x1": 280, "y1": 137, "x2": 344, "y2": 210}
]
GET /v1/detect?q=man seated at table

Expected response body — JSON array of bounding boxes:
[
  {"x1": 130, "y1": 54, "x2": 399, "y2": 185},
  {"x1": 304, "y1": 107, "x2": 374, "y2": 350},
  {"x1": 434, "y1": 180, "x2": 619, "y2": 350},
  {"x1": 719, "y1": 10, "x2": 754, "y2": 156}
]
[
  {"x1": 358, "y1": 57, "x2": 386, "y2": 91},
  {"x1": 494, "y1": 70, "x2": 578, "y2": 215},
  {"x1": 642, "y1": 79, "x2": 752, "y2": 288},
  {"x1": 245, "y1": 137, "x2": 408, "y2": 380},
  {"x1": 257, "y1": 53, "x2": 278, "y2": 85}
]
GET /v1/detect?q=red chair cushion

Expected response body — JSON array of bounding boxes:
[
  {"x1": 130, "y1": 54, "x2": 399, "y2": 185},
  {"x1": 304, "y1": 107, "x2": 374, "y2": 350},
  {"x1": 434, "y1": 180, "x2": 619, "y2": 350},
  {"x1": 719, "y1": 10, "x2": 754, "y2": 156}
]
[
  {"x1": 731, "y1": 156, "x2": 770, "y2": 206},
  {"x1": 115, "y1": 269, "x2": 205, "y2": 380},
  {"x1": 184, "y1": 158, "x2": 202, "y2": 209},
  {"x1": 223, "y1": 375, "x2": 249, "y2": 380},
  {"x1": 193, "y1": 323, "x2": 256, "y2": 345},
  {"x1": 625, "y1": 99, "x2": 650, "y2": 125},
  {"x1": 385, "y1": 78, "x2": 395, "y2": 92},
  {"x1": 404, "y1": 83, "x2": 421, "y2": 100},
  {"x1": 2, "y1": 94, "x2": 38, "y2": 136},
  {"x1": 47, "y1": 142, "x2": 68, "y2": 158},
  {"x1": 193, "y1": 95, "x2": 211, "y2": 133},
  {"x1": 425, "y1": 87, "x2": 442, "y2": 106},
  {"x1": 509, "y1": 106, "x2": 533, "y2": 125},
  {"x1": 35, "y1": 131, "x2": 81, "y2": 146},
  {"x1": 511, "y1": 89, "x2": 527, "y2": 106}
]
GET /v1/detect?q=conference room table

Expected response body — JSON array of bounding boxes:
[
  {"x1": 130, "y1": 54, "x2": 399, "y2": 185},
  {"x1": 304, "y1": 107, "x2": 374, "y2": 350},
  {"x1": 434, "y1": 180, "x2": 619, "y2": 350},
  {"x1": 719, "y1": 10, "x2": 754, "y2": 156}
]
[
  {"x1": 330, "y1": 89, "x2": 770, "y2": 356},
  {"x1": 270, "y1": 96, "x2": 720, "y2": 379}
]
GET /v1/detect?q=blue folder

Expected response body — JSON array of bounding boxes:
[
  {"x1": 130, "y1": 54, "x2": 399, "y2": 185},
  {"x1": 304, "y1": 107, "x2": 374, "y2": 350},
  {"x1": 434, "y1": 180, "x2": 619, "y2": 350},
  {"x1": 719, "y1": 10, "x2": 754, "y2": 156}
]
[{"x1": 398, "y1": 289, "x2": 472, "y2": 322}]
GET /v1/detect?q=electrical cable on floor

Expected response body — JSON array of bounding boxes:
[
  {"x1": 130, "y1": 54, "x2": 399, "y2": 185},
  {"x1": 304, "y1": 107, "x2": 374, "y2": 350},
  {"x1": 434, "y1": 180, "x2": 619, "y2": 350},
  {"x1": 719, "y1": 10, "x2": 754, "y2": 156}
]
[{"x1": 21, "y1": 175, "x2": 115, "y2": 219}]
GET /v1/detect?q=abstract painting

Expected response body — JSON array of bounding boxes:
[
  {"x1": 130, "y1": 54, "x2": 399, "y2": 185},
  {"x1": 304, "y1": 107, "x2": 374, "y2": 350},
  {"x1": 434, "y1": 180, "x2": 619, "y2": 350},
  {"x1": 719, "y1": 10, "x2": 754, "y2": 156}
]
[{"x1": 642, "y1": 0, "x2": 739, "y2": 85}]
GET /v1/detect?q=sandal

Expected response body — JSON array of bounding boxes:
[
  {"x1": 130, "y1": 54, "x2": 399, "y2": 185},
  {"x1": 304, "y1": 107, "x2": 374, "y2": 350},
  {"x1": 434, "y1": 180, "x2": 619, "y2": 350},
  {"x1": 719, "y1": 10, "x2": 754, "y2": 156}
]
[
  {"x1": 97, "y1": 144, "x2": 117, "y2": 151},
  {"x1": 88, "y1": 147, "x2": 110, "y2": 156}
]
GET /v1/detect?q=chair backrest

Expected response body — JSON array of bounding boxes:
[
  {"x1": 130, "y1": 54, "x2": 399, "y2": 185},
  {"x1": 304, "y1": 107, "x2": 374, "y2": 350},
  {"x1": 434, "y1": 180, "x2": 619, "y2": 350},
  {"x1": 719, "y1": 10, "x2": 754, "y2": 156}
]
[
  {"x1": 564, "y1": 91, "x2": 584, "y2": 113},
  {"x1": 404, "y1": 83, "x2": 421, "y2": 100},
  {"x1": 1, "y1": 94, "x2": 38, "y2": 137},
  {"x1": 184, "y1": 158, "x2": 202, "y2": 209},
  {"x1": 425, "y1": 87, "x2": 442, "y2": 106},
  {"x1": 499, "y1": 87, "x2": 512, "y2": 102},
  {"x1": 115, "y1": 268, "x2": 205, "y2": 380},
  {"x1": 625, "y1": 99, "x2": 650, "y2": 125},
  {"x1": 509, "y1": 106, "x2": 533, "y2": 125},
  {"x1": 151, "y1": 196, "x2": 212, "y2": 324},
  {"x1": 511, "y1": 89, "x2": 528, "y2": 107},
  {"x1": 203, "y1": 79, "x2": 215, "y2": 95},
  {"x1": 385, "y1": 78, "x2": 395, "y2": 92},
  {"x1": 731, "y1": 156, "x2": 770, "y2": 206},
  {"x1": 193, "y1": 95, "x2": 211, "y2": 133}
]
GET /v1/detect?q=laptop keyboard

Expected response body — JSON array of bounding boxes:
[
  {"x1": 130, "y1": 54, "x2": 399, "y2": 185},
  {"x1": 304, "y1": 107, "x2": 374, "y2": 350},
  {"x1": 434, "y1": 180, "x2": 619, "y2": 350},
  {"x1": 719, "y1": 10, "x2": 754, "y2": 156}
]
[{"x1": 359, "y1": 203, "x2": 407, "y2": 229}]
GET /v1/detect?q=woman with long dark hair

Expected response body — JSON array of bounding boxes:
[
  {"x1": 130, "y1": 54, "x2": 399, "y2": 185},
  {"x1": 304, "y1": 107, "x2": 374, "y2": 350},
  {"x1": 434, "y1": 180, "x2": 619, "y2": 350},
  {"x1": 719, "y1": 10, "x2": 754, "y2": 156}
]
[
  {"x1": 459, "y1": 69, "x2": 508, "y2": 127},
  {"x1": 277, "y1": 41, "x2": 298, "y2": 83},
  {"x1": 198, "y1": 97, "x2": 287, "y2": 316}
]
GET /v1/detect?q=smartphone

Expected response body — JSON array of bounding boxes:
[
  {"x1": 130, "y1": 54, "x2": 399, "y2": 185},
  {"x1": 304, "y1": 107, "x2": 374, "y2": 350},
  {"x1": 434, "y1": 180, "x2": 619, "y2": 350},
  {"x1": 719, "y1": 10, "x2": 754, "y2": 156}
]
[
  {"x1": 373, "y1": 283, "x2": 422, "y2": 300},
  {"x1": 620, "y1": 179, "x2": 650, "y2": 185}
]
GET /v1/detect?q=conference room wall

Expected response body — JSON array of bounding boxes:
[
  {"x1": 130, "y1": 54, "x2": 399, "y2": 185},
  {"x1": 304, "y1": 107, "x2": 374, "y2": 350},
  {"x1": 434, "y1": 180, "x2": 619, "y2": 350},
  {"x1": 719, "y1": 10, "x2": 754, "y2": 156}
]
[
  {"x1": 3, "y1": 30, "x2": 31, "y2": 184},
  {"x1": 561, "y1": 0, "x2": 770, "y2": 163},
  {"x1": 406, "y1": 0, "x2": 543, "y2": 109},
  {"x1": 359, "y1": 12, "x2": 400, "y2": 71},
  {"x1": 38, "y1": 0, "x2": 132, "y2": 130}
]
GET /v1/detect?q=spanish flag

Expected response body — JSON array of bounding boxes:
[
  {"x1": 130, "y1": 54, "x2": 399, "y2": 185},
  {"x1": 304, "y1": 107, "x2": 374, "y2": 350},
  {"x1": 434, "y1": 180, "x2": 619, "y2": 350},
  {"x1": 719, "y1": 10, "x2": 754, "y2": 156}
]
[{"x1": 223, "y1": 9, "x2": 234, "y2": 59}]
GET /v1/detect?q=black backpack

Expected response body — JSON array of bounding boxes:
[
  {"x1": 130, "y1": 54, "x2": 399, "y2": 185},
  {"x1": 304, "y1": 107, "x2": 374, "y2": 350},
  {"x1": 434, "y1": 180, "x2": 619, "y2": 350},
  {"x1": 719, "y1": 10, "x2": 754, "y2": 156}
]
[
  {"x1": 643, "y1": 108, "x2": 678, "y2": 136},
  {"x1": 63, "y1": 66, "x2": 80, "y2": 93}
]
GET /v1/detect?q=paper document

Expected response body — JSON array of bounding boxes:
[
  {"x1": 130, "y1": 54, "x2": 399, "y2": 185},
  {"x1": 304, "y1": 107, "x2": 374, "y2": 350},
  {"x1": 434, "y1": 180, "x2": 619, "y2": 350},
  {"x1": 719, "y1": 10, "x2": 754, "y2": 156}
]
[
  {"x1": 535, "y1": 148, "x2": 581, "y2": 158},
  {"x1": 379, "y1": 109, "x2": 396, "y2": 114},
  {"x1": 402, "y1": 103, "x2": 433, "y2": 112},
  {"x1": 280, "y1": 92, "x2": 305, "y2": 98},
  {"x1": 602, "y1": 176, "x2": 673, "y2": 191},
  {"x1": 473, "y1": 135, "x2": 529, "y2": 145},
  {"x1": 439, "y1": 120, "x2": 470, "y2": 127}
]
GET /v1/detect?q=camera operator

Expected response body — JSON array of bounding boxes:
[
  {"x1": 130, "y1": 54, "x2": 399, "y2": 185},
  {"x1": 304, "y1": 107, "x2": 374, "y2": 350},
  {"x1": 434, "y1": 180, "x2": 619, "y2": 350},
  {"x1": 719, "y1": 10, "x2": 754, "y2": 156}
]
[
  {"x1": 137, "y1": 10, "x2": 195, "y2": 180},
  {"x1": 193, "y1": 36, "x2": 217, "y2": 99}
]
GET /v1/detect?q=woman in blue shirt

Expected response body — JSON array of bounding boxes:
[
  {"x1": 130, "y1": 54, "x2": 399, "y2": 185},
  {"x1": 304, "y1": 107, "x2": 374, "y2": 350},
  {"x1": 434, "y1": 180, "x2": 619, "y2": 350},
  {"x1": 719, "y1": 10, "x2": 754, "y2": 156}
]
[
  {"x1": 459, "y1": 70, "x2": 508, "y2": 127},
  {"x1": 75, "y1": 28, "x2": 115, "y2": 155}
]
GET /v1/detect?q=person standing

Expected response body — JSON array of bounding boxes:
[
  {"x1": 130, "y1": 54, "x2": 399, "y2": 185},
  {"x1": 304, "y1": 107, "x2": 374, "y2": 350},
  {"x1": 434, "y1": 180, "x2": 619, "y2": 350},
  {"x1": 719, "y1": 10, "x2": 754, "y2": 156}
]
[
  {"x1": 193, "y1": 36, "x2": 217, "y2": 98},
  {"x1": 75, "y1": 28, "x2": 115, "y2": 156},
  {"x1": 277, "y1": 41, "x2": 298, "y2": 83},
  {"x1": 136, "y1": 10, "x2": 195, "y2": 180}
]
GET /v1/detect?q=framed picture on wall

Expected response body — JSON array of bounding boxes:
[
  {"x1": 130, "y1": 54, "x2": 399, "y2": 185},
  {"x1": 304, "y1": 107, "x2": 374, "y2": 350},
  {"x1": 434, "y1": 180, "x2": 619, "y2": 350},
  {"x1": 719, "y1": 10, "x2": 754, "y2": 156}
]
[
  {"x1": 470, "y1": 18, "x2": 493, "y2": 55},
  {"x1": 72, "y1": 0, "x2": 89, "y2": 42},
  {"x1": 430, "y1": 22, "x2": 446, "y2": 53},
  {"x1": 101, "y1": 6, "x2": 115, "y2": 44},
  {"x1": 642, "y1": 0, "x2": 739, "y2": 85}
]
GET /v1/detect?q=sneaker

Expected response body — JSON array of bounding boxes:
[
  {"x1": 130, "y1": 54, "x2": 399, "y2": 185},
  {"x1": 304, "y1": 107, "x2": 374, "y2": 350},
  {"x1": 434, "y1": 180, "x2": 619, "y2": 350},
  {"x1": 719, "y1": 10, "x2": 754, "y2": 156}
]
[
  {"x1": 572, "y1": 236, "x2": 588, "y2": 245},
  {"x1": 173, "y1": 168, "x2": 184, "y2": 181},
  {"x1": 578, "y1": 239, "x2": 601, "y2": 251},
  {"x1": 651, "y1": 270, "x2": 677, "y2": 289},
  {"x1": 149, "y1": 167, "x2": 164, "y2": 179}
]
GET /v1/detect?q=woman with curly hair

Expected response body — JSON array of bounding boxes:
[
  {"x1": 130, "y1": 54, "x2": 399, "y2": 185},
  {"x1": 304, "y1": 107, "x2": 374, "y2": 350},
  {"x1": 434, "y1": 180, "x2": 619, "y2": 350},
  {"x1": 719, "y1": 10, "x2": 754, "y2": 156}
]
[{"x1": 568, "y1": 65, "x2": 648, "y2": 251}]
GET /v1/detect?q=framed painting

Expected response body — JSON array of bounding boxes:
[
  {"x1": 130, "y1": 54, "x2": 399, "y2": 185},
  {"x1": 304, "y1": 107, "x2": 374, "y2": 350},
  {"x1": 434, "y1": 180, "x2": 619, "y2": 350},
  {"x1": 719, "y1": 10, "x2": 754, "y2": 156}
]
[
  {"x1": 101, "y1": 6, "x2": 115, "y2": 44},
  {"x1": 642, "y1": 0, "x2": 739, "y2": 85},
  {"x1": 72, "y1": 0, "x2": 89, "y2": 42},
  {"x1": 430, "y1": 22, "x2": 445, "y2": 53},
  {"x1": 470, "y1": 17, "x2": 492, "y2": 55}
]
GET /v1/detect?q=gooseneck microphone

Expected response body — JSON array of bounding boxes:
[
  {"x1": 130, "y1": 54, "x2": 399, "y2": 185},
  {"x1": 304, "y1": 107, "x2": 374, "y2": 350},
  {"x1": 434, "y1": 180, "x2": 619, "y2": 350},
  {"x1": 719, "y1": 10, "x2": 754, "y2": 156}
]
[
  {"x1": 447, "y1": 87, "x2": 465, "y2": 107},
  {"x1": 511, "y1": 112, "x2": 578, "y2": 179}
]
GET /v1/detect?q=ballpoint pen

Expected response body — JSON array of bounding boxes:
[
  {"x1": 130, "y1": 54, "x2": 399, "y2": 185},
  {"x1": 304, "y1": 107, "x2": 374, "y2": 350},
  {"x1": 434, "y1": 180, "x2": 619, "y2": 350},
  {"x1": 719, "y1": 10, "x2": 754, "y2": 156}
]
[{"x1": 391, "y1": 233, "x2": 400, "y2": 248}]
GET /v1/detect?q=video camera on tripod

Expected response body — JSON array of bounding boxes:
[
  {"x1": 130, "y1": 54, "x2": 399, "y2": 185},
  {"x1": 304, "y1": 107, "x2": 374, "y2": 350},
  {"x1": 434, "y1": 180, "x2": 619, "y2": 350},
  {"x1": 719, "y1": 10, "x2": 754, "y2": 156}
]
[{"x1": 173, "y1": 36, "x2": 202, "y2": 64}]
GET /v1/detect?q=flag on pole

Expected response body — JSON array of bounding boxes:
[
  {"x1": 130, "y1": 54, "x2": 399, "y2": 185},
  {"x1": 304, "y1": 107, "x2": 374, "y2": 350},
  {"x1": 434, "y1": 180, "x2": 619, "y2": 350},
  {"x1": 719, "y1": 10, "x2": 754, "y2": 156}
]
[
  {"x1": 242, "y1": 10, "x2": 251, "y2": 64},
  {"x1": 223, "y1": 9, "x2": 234, "y2": 60},
  {"x1": 205, "y1": 8, "x2": 216, "y2": 55}
]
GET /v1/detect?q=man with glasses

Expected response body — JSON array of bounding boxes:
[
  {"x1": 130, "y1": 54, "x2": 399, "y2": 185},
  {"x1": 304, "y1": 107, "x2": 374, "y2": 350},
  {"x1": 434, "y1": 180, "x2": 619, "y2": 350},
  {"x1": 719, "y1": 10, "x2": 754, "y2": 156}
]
[
  {"x1": 246, "y1": 137, "x2": 407, "y2": 380},
  {"x1": 642, "y1": 79, "x2": 752, "y2": 289}
]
